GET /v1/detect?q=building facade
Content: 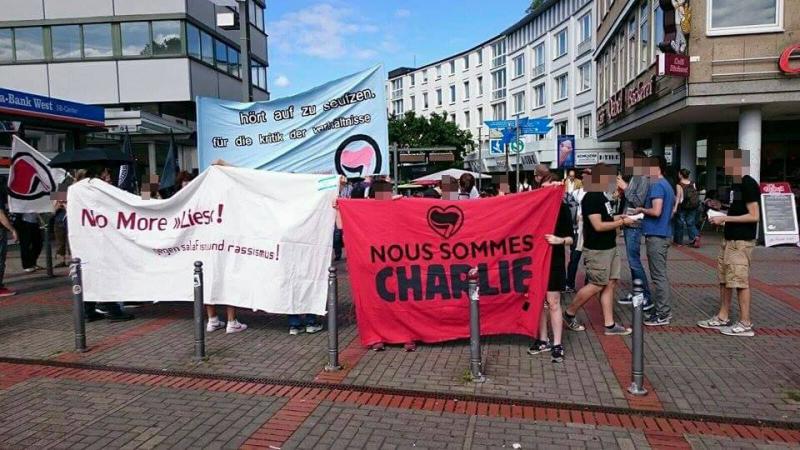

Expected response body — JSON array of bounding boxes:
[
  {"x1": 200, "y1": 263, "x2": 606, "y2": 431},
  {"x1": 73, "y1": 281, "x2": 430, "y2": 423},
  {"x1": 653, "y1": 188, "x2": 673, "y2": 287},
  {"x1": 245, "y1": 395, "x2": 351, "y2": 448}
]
[
  {"x1": 386, "y1": 0, "x2": 619, "y2": 175},
  {"x1": 0, "y1": 0, "x2": 269, "y2": 175},
  {"x1": 595, "y1": 0, "x2": 800, "y2": 193}
]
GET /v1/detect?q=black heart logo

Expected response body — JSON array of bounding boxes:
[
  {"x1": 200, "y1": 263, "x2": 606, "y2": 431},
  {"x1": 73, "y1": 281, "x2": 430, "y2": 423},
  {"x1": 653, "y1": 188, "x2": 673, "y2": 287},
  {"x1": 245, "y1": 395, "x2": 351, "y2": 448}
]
[{"x1": 427, "y1": 206, "x2": 464, "y2": 239}]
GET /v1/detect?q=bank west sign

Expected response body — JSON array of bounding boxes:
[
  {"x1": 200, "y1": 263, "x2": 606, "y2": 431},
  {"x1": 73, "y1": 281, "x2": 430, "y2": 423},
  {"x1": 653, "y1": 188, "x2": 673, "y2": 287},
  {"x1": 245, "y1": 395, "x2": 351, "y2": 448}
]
[{"x1": 0, "y1": 87, "x2": 105, "y2": 127}]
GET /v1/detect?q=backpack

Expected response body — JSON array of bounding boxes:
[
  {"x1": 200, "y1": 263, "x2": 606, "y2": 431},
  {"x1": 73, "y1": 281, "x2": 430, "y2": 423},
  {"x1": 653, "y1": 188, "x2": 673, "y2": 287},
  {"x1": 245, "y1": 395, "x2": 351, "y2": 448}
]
[{"x1": 681, "y1": 183, "x2": 699, "y2": 210}]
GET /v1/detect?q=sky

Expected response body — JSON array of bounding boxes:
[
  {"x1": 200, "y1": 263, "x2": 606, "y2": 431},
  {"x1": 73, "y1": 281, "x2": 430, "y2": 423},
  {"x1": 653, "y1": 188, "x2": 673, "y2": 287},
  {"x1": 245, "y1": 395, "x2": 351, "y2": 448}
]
[{"x1": 266, "y1": 0, "x2": 529, "y2": 98}]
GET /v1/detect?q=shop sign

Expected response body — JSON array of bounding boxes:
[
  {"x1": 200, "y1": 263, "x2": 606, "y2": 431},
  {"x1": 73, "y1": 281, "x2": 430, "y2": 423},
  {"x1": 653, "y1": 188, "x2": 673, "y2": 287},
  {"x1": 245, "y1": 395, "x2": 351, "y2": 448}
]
[
  {"x1": 760, "y1": 182, "x2": 792, "y2": 194},
  {"x1": 597, "y1": 74, "x2": 656, "y2": 129},
  {"x1": 574, "y1": 150, "x2": 620, "y2": 167},
  {"x1": 658, "y1": 53, "x2": 690, "y2": 77},
  {"x1": 0, "y1": 87, "x2": 105, "y2": 127},
  {"x1": 760, "y1": 189, "x2": 799, "y2": 247},
  {"x1": 778, "y1": 44, "x2": 800, "y2": 75}
]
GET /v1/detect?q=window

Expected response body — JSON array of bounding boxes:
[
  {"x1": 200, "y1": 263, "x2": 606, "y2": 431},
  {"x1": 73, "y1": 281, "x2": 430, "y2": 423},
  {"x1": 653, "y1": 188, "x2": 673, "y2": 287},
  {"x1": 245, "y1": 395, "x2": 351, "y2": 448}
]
[
  {"x1": 553, "y1": 28, "x2": 567, "y2": 59},
  {"x1": 579, "y1": 114, "x2": 592, "y2": 138},
  {"x1": 463, "y1": 55, "x2": 470, "y2": 69},
  {"x1": 477, "y1": 49, "x2": 483, "y2": 65},
  {"x1": 554, "y1": 73, "x2": 568, "y2": 101},
  {"x1": 152, "y1": 21, "x2": 182, "y2": 55},
  {"x1": 464, "y1": 111, "x2": 471, "y2": 128},
  {"x1": 492, "y1": 103, "x2": 506, "y2": 121},
  {"x1": 463, "y1": 81, "x2": 470, "y2": 100},
  {"x1": 610, "y1": 43, "x2": 617, "y2": 92},
  {"x1": 491, "y1": 40, "x2": 506, "y2": 68},
  {"x1": 578, "y1": 63, "x2": 591, "y2": 93},
  {"x1": 513, "y1": 92, "x2": 525, "y2": 115},
  {"x1": 14, "y1": 27, "x2": 44, "y2": 61},
  {"x1": 0, "y1": 29, "x2": 12, "y2": 62},
  {"x1": 249, "y1": 1, "x2": 265, "y2": 32},
  {"x1": 654, "y1": 2, "x2": 664, "y2": 58},
  {"x1": 227, "y1": 47, "x2": 239, "y2": 77},
  {"x1": 422, "y1": 69, "x2": 428, "y2": 83},
  {"x1": 449, "y1": 60, "x2": 455, "y2": 75},
  {"x1": 200, "y1": 31, "x2": 214, "y2": 65},
  {"x1": 708, "y1": 0, "x2": 783, "y2": 35},
  {"x1": 410, "y1": 73, "x2": 415, "y2": 87},
  {"x1": 436, "y1": 65, "x2": 442, "y2": 79},
  {"x1": 555, "y1": 120, "x2": 568, "y2": 135},
  {"x1": 579, "y1": 13, "x2": 592, "y2": 44},
  {"x1": 450, "y1": 85, "x2": 456, "y2": 103},
  {"x1": 627, "y1": 18, "x2": 637, "y2": 81},
  {"x1": 51, "y1": 25, "x2": 81, "y2": 59},
  {"x1": 598, "y1": 54, "x2": 606, "y2": 100},
  {"x1": 436, "y1": 89, "x2": 443, "y2": 106},
  {"x1": 491, "y1": 70, "x2": 506, "y2": 100},
  {"x1": 186, "y1": 24, "x2": 201, "y2": 60},
  {"x1": 533, "y1": 83, "x2": 545, "y2": 108},
  {"x1": 450, "y1": 113, "x2": 456, "y2": 122},
  {"x1": 410, "y1": 95, "x2": 416, "y2": 110},
  {"x1": 121, "y1": 22, "x2": 150, "y2": 56},
  {"x1": 513, "y1": 54, "x2": 525, "y2": 78},
  {"x1": 391, "y1": 78, "x2": 403, "y2": 99},
  {"x1": 392, "y1": 100, "x2": 404, "y2": 115},
  {"x1": 477, "y1": 76, "x2": 483, "y2": 96},
  {"x1": 251, "y1": 62, "x2": 267, "y2": 90},
  {"x1": 640, "y1": 1, "x2": 651, "y2": 72},
  {"x1": 423, "y1": 92, "x2": 429, "y2": 109},
  {"x1": 477, "y1": 107, "x2": 484, "y2": 124},
  {"x1": 532, "y1": 43, "x2": 545, "y2": 77},
  {"x1": 214, "y1": 40, "x2": 228, "y2": 70}
]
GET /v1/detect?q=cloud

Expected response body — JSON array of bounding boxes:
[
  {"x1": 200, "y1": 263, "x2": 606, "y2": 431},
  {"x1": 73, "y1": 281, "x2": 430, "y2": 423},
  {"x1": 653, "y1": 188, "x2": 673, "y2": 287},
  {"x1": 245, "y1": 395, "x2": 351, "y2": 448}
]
[
  {"x1": 269, "y1": 3, "x2": 379, "y2": 60},
  {"x1": 354, "y1": 49, "x2": 378, "y2": 60},
  {"x1": 394, "y1": 8, "x2": 411, "y2": 18},
  {"x1": 274, "y1": 75, "x2": 291, "y2": 88}
]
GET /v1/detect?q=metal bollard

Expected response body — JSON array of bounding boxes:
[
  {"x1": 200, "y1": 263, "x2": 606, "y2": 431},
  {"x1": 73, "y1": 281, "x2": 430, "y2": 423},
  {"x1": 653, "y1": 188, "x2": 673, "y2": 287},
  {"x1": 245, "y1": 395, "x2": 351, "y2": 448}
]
[
  {"x1": 70, "y1": 258, "x2": 87, "y2": 352},
  {"x1": 324, "y1": 266, "x2": 341, "y2": 371},
  {"x1": 628, "y1": 278, "x2": 648, "y2": 396},
  {"x1": 468, "y1": 268, "x2": 485, "y2": 382},
  {"x1": 44, "y1": 221, "x2": 54, "y2": 277},
  {"x1": 193, "y1": 261, "x2": 206, "y2": 361}
]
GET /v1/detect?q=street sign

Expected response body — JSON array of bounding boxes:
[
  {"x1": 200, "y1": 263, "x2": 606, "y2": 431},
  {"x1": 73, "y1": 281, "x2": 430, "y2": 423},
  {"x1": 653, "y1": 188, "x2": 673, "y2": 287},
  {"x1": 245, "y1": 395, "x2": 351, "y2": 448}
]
[
  {"x1": 510, "y1": 140, "x2": 524, "y2": 153},
  {"x1": 484, "y1": 118, "x2": 528, "y2": 129},
  {"x1": 520, "y1": 118, "x2": 553, "y2": 135},
  {"x1": 489, "y1": 139, "x2": 504, "y2": 154}
]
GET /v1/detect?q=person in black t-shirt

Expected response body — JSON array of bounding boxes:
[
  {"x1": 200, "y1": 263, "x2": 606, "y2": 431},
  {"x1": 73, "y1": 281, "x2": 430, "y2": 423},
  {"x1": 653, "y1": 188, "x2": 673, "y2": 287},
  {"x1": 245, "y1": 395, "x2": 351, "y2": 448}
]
[
  {"x1": 527, "y1": 171, "x2": 573, "y2": 363},
  {"x1": 563, "y1": 164, "x2": 636, "y2": 336},
  {"x1": 698, "y1": 149, "x2": 760, "y2": 337}
]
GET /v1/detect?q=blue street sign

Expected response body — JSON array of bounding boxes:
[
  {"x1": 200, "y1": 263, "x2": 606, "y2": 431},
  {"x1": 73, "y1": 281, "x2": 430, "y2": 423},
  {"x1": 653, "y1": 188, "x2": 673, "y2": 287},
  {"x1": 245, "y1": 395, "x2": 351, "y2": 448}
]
[
  {"x1": 489, "y1": 139, "x2": 504, "y2": 154},
  {"x1": 484, "y1": 118, "x2": 529, "y2": 129},
  {"x1": 501, "y1": 128, "x2": 517, "y2": 144},
  {"x1": 520, "y1": 118, "x2": 553, "y2": 135}
]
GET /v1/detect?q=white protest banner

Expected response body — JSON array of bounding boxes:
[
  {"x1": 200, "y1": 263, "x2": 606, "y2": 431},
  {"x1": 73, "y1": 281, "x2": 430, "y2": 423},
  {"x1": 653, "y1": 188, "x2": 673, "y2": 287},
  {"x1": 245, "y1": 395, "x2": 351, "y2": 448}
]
[
  {"x1": 8, "y1": 135, "x2": 66, "y2": 213},
  {"x1": 67, "y1": 166, "x2": 338, "y2": 314}
]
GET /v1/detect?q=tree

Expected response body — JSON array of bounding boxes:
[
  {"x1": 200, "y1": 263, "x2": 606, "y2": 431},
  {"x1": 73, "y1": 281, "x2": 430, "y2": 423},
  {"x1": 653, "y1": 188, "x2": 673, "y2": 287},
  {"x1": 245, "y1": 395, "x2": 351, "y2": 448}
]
[{"x1": 526, "y1": 0, "x2": 544, "y2": 14}]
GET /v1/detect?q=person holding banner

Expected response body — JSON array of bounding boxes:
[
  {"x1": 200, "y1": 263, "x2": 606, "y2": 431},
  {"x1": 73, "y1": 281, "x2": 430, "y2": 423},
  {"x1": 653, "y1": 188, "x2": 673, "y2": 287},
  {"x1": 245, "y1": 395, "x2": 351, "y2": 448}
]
[
  {"x1": 564, "y1": 164, "x2": 636, "y2": 336},
  {"x1": 0, "y1": 190, "x2": 19, "y2": 297},
  {"x1": 528, "y1": 171, "x2": 573, "y2": 363}
]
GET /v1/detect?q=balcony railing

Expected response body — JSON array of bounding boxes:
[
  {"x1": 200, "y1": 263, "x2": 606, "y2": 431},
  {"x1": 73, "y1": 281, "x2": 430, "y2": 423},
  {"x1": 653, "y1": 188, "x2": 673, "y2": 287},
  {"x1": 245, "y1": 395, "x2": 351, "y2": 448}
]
[
  {"x1": 577, "y1": 38, "x2": 592, "y2": 56},
  {"x1": 391, "y1": 89, "x2": 403, "y2": 100},
  {"x1": 532, "y1": 63, "x2": 546, "y2": 78},
  {"x1": 492, "y1": 56, "x2": 506, "y2": 69},
  {"x1": 492, "y1": 88, "x2": 507, "y2": 101}
]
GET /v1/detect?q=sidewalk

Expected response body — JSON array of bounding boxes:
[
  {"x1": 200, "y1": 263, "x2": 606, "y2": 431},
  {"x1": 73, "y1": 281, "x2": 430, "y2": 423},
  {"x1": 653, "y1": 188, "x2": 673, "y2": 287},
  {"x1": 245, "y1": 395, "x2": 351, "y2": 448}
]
[{"x1": 0, "y1": 232, "x2": 798, "y2": 449}]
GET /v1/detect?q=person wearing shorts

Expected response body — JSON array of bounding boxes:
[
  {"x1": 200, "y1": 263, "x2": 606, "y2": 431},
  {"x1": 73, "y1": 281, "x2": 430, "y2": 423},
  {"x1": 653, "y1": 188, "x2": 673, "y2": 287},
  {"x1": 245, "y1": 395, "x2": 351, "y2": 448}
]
[
  {"x1": 563, "y1": 164, "x2": 635, "y2": 336},
  {"x1": 699, "y1": 149, "x2": 760, "y2": 337}
]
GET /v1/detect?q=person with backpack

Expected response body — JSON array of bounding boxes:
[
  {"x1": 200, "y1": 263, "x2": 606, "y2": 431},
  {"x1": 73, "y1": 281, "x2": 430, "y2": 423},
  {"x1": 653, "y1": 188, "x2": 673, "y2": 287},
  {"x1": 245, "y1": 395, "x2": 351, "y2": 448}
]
[{"x1": 675, "y1": 168, "x2": 701, "y2": 247}]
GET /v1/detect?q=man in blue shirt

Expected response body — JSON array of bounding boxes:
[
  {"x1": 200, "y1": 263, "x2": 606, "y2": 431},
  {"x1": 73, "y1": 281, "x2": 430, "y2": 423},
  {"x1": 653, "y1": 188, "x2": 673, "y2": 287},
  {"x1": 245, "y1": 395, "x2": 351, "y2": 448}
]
[{"x1": 633, "y1": 156, "x2": 676, "y2": 326}]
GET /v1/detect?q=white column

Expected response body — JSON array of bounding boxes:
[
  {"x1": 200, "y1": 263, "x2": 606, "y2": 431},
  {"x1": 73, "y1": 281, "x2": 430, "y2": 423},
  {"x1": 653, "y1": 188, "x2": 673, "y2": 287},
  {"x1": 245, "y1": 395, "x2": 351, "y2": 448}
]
[
  {"x1": 738, "y1": 106, "x2": 762, "y2": 181},
  {"x1": 148, "y1": 142, "x2": 157, "y2": 176},
  {"x1": 680, "y1": 123, "x2": 697, "y2": 176}
]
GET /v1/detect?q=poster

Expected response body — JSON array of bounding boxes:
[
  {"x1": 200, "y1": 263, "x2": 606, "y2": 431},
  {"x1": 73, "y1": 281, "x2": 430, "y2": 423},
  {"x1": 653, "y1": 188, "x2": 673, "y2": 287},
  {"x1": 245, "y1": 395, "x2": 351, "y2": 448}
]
[
  {"x1": 338, "y1": 188, "x2": 563, "y2": 345},
  {"x1": 197, "y1": 65, "x2": 388, "y2": 177},
  {"x1": 67, "y1": 166, "x2": 338, "y2": 314},
  {"x1": 557, "y1": 135, "x2": 575, "y2": 168}
]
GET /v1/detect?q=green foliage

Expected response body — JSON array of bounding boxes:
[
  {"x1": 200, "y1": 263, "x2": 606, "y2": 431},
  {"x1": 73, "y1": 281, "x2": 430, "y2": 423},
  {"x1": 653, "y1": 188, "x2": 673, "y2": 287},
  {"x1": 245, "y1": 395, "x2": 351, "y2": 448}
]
[
  {"x1": 526, "y1": 0, "x2": 544, "y2": 13},
  {"x1": 388, "y1": 111, "x2": 474, "y2": 155}
]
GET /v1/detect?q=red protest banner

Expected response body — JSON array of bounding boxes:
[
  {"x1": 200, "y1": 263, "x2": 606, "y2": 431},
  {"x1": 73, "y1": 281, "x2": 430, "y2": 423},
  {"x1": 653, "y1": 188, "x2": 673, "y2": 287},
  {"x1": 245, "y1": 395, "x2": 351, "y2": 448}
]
[{"x1": 339, "y1": 187, "x2": 563, "y2": 346}]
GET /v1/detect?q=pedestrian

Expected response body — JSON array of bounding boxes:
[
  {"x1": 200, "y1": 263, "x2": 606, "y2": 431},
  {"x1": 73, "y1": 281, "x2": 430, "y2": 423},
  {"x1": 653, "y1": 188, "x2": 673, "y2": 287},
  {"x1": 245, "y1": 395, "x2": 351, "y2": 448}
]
[
  {"x1": 632, "y1": 156, "x2": 676, "y2": 326},
  {"x1": 16, "y1": 212, "x2": 43, "y2": 272},
  {"x1": 519, "y1": 175, "x2": 533, "y2": 192},
  {"x1": 699, "y1": 149, "x2": 760, "y2": 337},
  {"x1": 52, "y1": 198, "x2": 69, "y2": 267},
  {"x1": 564, "y1": 163, "x2": 635, "y2": 335},
  {"x1": 616, "y1": 150, "x2": 654, "y2": 310},
  {"x1": 565, "y1": 168, "x2": 582, "y2": 194},
  {"x1": 0, "y1": 186, "x2": 19, "y2": 297},
  {"x1": 674, "y1": 169, "x2": 701, "y2": 247},
  {"x1": 458, "y1": 173, "x2": 479, "y2": 199},
  {"x1": 565, "y1": 172, "x2": 587, "y2": 293},
  {"x1": 528, "y1": 171, "x2": 572, "y2": 362}
]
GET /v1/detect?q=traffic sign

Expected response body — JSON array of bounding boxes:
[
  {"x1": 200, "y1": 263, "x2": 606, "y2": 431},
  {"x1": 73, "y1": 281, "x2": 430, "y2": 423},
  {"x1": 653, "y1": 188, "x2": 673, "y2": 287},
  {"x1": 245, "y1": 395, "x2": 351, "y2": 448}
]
[
  {"x1": 489, "y1": 139, "x2": 504, "y2": 154},
  {"x1": 510, "y1": 140, "x2": 524, "y2": 153},
  {"x1": 520, "y1": 118, "x2": 553, "y2": 135},
  {"x1": 484, "y1": 118, "x2": 529, "y2": 129}
]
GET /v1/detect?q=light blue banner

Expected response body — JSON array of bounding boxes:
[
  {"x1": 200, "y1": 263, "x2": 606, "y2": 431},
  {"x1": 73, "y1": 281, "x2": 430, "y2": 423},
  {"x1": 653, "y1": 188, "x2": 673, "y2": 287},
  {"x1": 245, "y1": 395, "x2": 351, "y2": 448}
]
[{"x1": 197, "y1": 65, "x2": 388, "y2": 177}]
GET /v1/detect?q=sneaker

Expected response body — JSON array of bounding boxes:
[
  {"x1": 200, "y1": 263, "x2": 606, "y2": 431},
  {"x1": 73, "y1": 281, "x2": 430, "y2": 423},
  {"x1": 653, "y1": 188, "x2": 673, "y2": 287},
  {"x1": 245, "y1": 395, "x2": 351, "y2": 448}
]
[
  {"x1": 289, "y1": 326, "x2": 303, "y2": 335},
  {"x1": 697, "y1": 315, "x2": 732, "y2": 329},
  {"x1": 305, "y1": 324, "x2": 323, "y2": 334},
  {"x1": 107, "y1": 312, "x2": 135, "y2": 322},
  {"x1": 720, "y1": 321, "x2": 755, "y2": 337},
  {"x1": 604, "y1": 323, "x2": 632, "y2": 336},
  {"x1": 644, "y1": 315, "x2": 670, "y2": 326},
  {"x1": 23, "y1": 267, "x2": 37, "y2": 273},
  {"x1": 86, "y1": 311, "x2": 104, "y2": 322},
  {"x1": 550, "y1": 345, "x2": 565, "y2": 363},
  {"x1": 642, "y1": 298, "x2": 654, "y2": 311},
  {"x1": 618, "y1": 294, "x2": 633, "y2": 305},
  {"x1": 691, "y1": 237, "x2": 701, "y2": 248},
  {"x1": 403, "y1": 342, "x2": 417, "y2": 352},
  {"x1": 207, "y1": 320, "x2": 226, "y2": 332},
  {"x1": 371, "y1": 343, "x2": 385, "y2": 352},
  {"x1": 226, "y1": 319, "x2": 247, "y2": 334},
  {"x1": 563, "y1": 312, "x2": 586, "y2": 332},
  {"x1": 527, "y1": 339, "x2": 552, "y2": 355},
  {"x1": 0, "y1": 287, "x2": 16, "y2": 297}
]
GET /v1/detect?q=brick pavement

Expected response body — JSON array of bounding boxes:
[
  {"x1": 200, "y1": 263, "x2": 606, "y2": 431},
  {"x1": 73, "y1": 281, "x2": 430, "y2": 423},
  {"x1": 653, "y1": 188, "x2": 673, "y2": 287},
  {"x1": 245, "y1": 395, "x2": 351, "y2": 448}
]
[{"x1": 0, "y1": 233, "x2": 798, "y2": 447}]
